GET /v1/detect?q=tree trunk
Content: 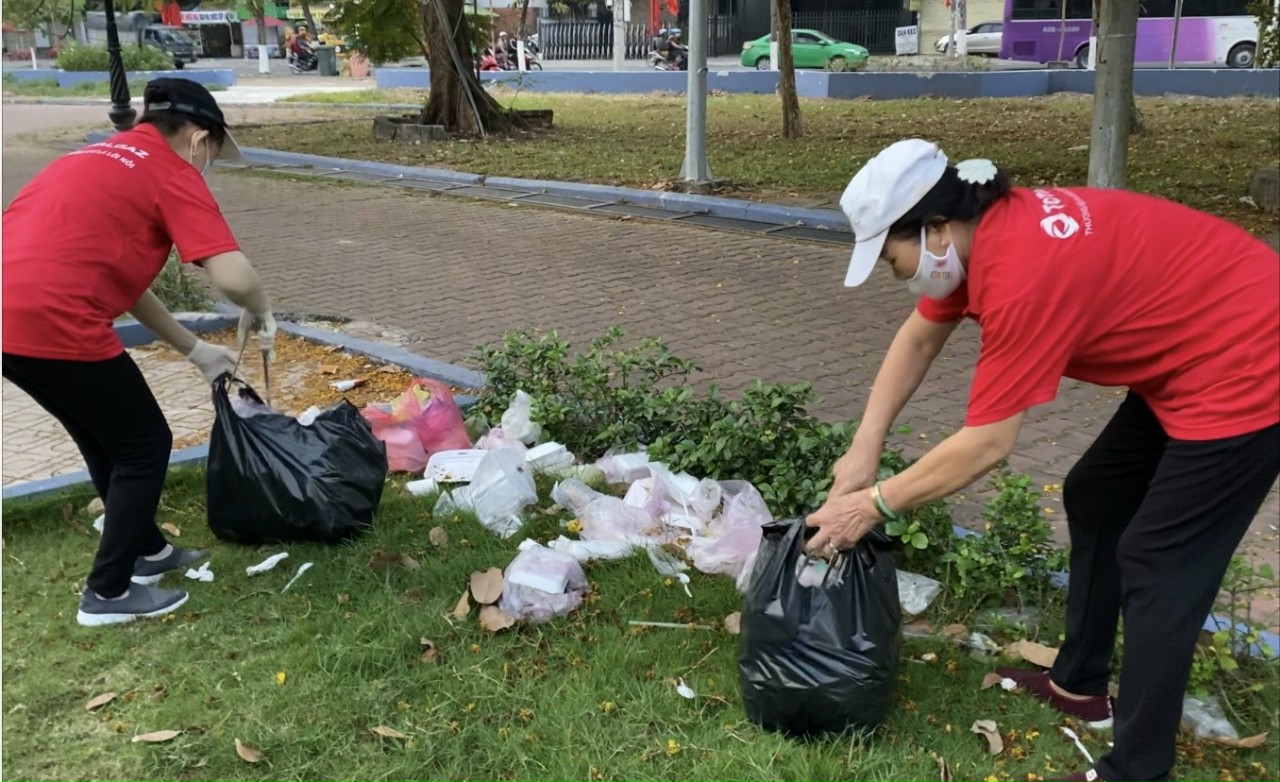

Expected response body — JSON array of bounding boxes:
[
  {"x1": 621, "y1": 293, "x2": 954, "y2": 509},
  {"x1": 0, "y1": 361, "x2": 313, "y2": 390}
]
[
  {"x1": 1087, "y1": 0, "x2": 1137, "y2": 188},
  {"x1": 518, "y1": 0, "x2": 531, "y2": 39},
  {"x1": 774, "y1": 0, "x2": 801, "y2": 138},
  {"x1": 255, "y1": 10, "x2": 267, "y2": 45},
  {"x1": 418, "y1": 0, "x2": 518, "y2": 135},
  {"x1": 299, "y1": 0, "x2": 319, "y2": 40}
]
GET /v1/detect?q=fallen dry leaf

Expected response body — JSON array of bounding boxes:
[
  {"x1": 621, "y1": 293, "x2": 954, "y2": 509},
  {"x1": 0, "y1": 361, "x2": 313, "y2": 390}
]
[
  {"x1": 429, "y1": 526, "x2": 448, "y2": 547},
  {"x1": 85, "y1": 692, "x2": 116, "y2": 711},
  {"x1": 940, "y1": 623, "x2": 969, "y2": 641},
  {"x1": 234, "y1": 738, "x2": 263, "y2": 763},
  {"x1": 399, "y1": 554, "x2": 421, "y2": 571},
  {"x1": 320, "y1": 364, "x2": 339, "y2": 375},
  {"x1": 1005, "y1": 639, "x2": 1059, "y2": 669},
  {"x1": 369, "y1": 548, "x2": 401, "y2": 569},
  {"x1": 451, "y1": 591, "x2": 471, "y2": 620},
  {"x1": 419, "y1": 637, "x2": 441, "y2": 664},
  {"x1": 970, "y1": 720, "x2": 1004, "y2": 755},
  {"x1": 371, "y1": 725, "x2": 408, "y2": 740},
  {"x1": 160, "y1": 523, "x2": 181, "y2": 537},
  {"x1": 470, "y1": 568, "x2": 504, "y2": 605},
  {"x1": 479, "y1": 604, "x2": 515, "y2": 632},
  {"x1": 63, "y1": 503, "x2": 74, "y2": 521},
  {"x1": 1212, "y1": 732, "x2": 1268, "y2": 749},
  {"x1": 132, "y1": 729, "x2": 182, "y2": 744},
  {"x1": 86, "y1": 497, "x2": 105, "y2": 516},
  {"x1": 401, "y1": 587, "x2": 424, "y2": 602},
  {"x1": 980, "y1": 672, "x2": 1004, "y2": 690},
  {"x1": 723, "y1": 612, "x2": 741, "y2": 635}
]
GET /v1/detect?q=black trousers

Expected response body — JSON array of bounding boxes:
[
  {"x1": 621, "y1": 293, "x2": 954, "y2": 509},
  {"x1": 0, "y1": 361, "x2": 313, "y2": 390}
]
[
  {"x1": 1050, "y1": 393, "x2": 1280, "y2": 781},
  {"x1": 4, "y1": 352, "x2": 171, "y2": 598}
]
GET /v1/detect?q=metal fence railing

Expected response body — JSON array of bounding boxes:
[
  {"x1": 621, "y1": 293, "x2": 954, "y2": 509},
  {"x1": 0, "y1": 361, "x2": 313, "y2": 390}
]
[
  {"x1": 536, "y1": 14, "x2": 744, "y2": 59},
  {"x1": 535, "y1": 20, "x2": 650, "y2": 60},
  {"x1": 793, "y1": 9, "x2": 909, "y2": 55}
]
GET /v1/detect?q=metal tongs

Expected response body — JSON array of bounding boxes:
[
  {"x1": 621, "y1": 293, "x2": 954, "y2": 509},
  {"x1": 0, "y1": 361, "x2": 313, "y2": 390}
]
[{"x1": 232, "y1": 332, "x2": 272, "y2": 406}]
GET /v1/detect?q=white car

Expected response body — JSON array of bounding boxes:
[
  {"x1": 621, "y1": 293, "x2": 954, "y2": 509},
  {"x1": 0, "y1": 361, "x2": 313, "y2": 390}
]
[{"x1": 935, "y1": 21, "x2": 1003, "y2": 55}]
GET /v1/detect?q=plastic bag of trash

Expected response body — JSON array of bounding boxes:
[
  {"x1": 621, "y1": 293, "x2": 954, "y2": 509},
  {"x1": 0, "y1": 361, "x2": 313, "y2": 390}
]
[
  {"x1": 439, "y1": 448, "x2": 537, "y2": 538},
  {"x1": 688, "y1": 481, "x2": 770, "y2": 587},
  {"x1": 645, "y1": 465, "x2": 719, "y2": 532},
  {"x1": 207, "y1": 375, "x2": 387, "y2": 544},
  {"x1": 581, "y1": 496, "x2": 657, "y2": 543},
  {"x1": 595, "y1": 450, "x2": 651, "y2": 484},
  {"x1": 551, "y1": 478, "x2": 604, "y2": 517},
  {"x1": 500, "y1": 539, "x2": 589, "y2": 623},
  {"x1": 477, "y1": 426, "x2": 527, "y2": 453},
  {"x1": 897, "y1": 571, "x2": 943, "y2": 616},
  {"x1": 361, "y1": 379, "x2": 471, "y2": 472},
  {"x1": 1182, "y1": 695, "x2": 1239, "y2": 741},
  {"x1": 500, "y1": 390, "x2": 542, "y2": 444},
  {"x1": 739, "y1": 520, "x2": 902, "y2": 736}
]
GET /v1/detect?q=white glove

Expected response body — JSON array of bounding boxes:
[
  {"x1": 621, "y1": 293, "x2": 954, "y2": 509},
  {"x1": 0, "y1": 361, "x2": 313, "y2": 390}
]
[
  {"x1": 238, "y1": 307, "x2": 277, "y2": 359},
  {"x1": 186, "y1": 339, "x2": 238, "y2": 384}
]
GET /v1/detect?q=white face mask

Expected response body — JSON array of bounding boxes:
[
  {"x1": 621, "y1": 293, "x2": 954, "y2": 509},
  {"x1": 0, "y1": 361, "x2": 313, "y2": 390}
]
[
  {"x1": 189, "y1": 136, "x2": 211, "y2": 177},
  {"x1": 908, "y1": 226, "x2": 966, "y2": 299}
]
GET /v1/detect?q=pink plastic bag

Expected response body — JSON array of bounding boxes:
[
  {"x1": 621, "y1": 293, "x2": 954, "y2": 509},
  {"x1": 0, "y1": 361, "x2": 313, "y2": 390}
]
[{"x1": 361, "y1": 379, "x2": 471, "y2": 473}]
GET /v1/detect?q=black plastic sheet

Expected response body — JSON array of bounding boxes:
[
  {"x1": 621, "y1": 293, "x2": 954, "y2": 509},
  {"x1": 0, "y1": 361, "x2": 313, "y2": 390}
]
[
  {"x1": 206, "y1": 374, "x2": 387, "y2": 544},
  {"x1": 739, "y1": 519, "x2": 902, "y2": 736}
]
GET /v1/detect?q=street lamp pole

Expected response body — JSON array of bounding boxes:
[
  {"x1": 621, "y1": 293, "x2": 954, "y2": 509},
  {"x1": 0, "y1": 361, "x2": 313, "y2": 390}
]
[{"x1": 103, "y1": 0, "x2": 136, "y2": 131}]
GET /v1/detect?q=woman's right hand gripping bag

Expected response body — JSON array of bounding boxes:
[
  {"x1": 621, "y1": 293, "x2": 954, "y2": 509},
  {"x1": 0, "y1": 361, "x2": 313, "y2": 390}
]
[
  {"x1": 206, "y1": 375, "x2": 389, "y2": 544},
  {"x1": 738, "y1": 520, "x2": 902, "y2": 737}
]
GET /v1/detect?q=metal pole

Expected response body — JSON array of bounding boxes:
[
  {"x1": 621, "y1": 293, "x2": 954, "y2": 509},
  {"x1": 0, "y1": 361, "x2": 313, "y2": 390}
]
[
  {"x1": 679, "y1": 0, "x2": 711, "y2": 183},
  {"x1": 1168, "y1": 0, "x2": 1183, "y2": 69},
  {"x1": 612, "y1": 0, "x2": 625, "y2": 69},
  {"x1": 102, "y1": 0, "x2": 136, "y2": 131}
]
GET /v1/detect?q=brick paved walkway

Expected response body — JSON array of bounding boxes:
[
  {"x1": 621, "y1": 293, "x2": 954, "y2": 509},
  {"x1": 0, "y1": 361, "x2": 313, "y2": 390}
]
[{"x1": 3, "y1": 107, "x2": 1276, "y2": 624}]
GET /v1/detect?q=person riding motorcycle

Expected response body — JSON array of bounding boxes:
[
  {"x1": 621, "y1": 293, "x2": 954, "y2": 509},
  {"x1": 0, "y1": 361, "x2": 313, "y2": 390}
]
[{"x1": 658, "y1": 28, "x2": 686, "y2": 69}]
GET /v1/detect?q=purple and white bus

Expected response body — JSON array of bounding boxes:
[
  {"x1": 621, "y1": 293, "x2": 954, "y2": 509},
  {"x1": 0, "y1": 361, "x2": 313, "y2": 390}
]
[{"x1": 1000, "y1": 0, "x2": 1262, "y2": 69}]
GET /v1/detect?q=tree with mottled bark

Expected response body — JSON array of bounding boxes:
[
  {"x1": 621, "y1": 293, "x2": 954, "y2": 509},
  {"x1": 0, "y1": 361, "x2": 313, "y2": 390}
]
[
  {"x1": 332, "y1": 0, "x2": 518, "y2": 135},
  {"x1": 1087, "y1": 0, "x2": 1138, "y2": 188},
  {"x1": 774, "y1": 0, "x2": 801, "y2": 139}
]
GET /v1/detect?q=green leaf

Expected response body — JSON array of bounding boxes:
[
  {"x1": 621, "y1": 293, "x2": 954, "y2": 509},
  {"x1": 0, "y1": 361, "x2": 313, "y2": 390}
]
[{"x1": 910, "y1": 531, "x2": 929, "y2": 550}]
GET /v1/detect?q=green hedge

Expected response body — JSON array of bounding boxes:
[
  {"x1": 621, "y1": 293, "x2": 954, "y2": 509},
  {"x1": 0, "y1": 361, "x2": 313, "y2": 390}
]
[{"x1": 56, "y1": 41, "x2": 175, "y2": 72}]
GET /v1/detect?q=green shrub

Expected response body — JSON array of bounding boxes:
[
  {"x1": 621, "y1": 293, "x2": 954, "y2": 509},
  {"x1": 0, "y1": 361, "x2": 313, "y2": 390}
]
[
  {"x1": 470, "y1": 328, "x2": 900, "y2": 517},
  {"x1": 938, "y1": 469, "x2": 1069, "y2": 608},
  {"x1": 56, "y1": 40, "x2": 175, "y2": 72},
  {"x1": 151, "y1": 251, "x2": 212, "y2": 312}
]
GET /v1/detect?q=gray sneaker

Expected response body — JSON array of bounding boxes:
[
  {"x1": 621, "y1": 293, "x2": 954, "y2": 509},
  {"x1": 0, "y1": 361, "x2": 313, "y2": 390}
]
[
  {"x1": 76, "y1": 584, "x2": 188, "y2": 627},
  {"x1": 132, "y1": 547, "x2": 208, "y2": 585}
]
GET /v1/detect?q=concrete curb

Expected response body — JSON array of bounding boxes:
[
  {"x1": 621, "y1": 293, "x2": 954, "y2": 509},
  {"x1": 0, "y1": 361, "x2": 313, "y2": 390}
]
[
  {"x1": 239, "y1": 146, "x2": 849, "y2": 232},
  {"x1": 4, "y1": 309, "x2": 484, "y2": 502}
]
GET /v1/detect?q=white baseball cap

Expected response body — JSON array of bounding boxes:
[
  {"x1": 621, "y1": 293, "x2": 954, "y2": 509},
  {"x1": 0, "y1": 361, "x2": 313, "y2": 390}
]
[{"x1": 839, "y1": 139, "x2": 949, "y2": 287}]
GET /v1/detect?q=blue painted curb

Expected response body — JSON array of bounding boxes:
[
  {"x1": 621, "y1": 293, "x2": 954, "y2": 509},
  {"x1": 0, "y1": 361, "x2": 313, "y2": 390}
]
[
  {"x1": 240, "y1": 147, "x2": 850, "y2": 232},
  {"x1": 2, "y1": 445, "x2": 210, "y2": 502},
  {"x1": 6, "y1": 68, "x2": 237, "y2": 88},
  {"x1": 82, "y1": 130, "x2": 848, "y2": 231},
  {"x1": 5, "y1": 307, "x2": 485, "y2": 502}
]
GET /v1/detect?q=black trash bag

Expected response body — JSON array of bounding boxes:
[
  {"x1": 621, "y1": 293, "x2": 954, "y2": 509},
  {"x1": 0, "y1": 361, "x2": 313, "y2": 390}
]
[
  {"x1": 206, "y1": 374, "x2": 388, "y2": 544},
  {"x1": 738, "y1": 519, "x2": 902, "y2": 737}
]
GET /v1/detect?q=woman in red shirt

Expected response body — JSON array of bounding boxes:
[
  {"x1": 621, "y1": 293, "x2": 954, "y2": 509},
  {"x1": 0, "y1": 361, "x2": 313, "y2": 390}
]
[
  {"x1": 807, "y1": 139, "x2": 1279, "y2": 782},
  {"x1": 2, "y1": 79, "x2": 277, "y2": 628}
]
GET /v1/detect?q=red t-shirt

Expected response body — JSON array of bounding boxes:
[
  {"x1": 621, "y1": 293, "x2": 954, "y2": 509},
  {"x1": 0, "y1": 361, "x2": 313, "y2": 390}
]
[
  {"x1": 917, "y1": 187, "x2": 1280, "y2": 441},
  {"x1": 2, "y1": 124, "x2": 240, "y2": 362}
]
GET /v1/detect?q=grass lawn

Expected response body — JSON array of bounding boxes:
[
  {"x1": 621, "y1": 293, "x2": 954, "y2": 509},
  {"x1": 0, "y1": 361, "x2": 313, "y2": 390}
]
[
  {"x1": 243, "y1": 91, "x2": 1280, "y2": 236},
  {"x1": 2, "y1": 76, "x2": 225, "y2": 98},
  {"x1": 3, "y1": 469, "x2": 1276, "y2": 781}
]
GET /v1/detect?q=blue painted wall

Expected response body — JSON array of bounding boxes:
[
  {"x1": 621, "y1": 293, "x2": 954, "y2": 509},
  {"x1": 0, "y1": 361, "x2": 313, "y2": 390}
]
[
  {"x1": 7, "y1": 68, "x2": 237, "y2": 88},
  {"x1": 375, "y1": 65, "x2": 1279, "y2": 99}
]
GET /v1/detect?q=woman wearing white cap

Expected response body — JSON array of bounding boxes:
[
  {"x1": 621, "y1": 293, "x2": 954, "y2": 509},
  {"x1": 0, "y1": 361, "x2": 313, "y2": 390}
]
[
  {"x1": 805, "y1": 138, "x2": 1279, "y2": 782},
  {"x1": 3, "y1": 78, "x2": 277, "y2": 627}
]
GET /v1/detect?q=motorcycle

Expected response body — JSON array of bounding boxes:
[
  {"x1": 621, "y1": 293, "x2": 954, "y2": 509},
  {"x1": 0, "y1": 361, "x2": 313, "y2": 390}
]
[
  {"x1": 648, "y1": 45, "x2": 687, "y2": 71},
  {"x1": 289, "y1": 44, "x2": 318, "y2": 73},
  {"x1": 477, "y1": 48, "x2": 501, "y2": 71}
]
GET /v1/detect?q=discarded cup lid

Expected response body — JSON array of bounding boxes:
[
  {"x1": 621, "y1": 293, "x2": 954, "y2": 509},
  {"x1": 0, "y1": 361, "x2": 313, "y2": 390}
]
[{"x1": 424, "y1": 450, "x2": 487, "y2": 483}]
